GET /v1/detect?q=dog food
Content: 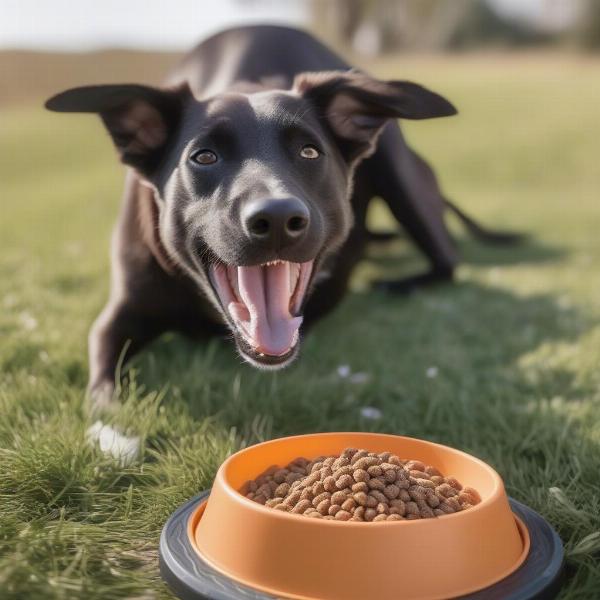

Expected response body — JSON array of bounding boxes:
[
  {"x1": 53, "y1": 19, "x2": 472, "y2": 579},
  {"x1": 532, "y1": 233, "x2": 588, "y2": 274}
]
[{"x1": 242, "y1": 448, "x2": 481, "y2": 521}]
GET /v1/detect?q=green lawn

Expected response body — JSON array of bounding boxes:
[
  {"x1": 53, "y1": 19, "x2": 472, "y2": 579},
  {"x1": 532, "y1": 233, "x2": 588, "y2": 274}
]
[{"x1": 1, "y1": 53, "x2": 600, "y2": 599}]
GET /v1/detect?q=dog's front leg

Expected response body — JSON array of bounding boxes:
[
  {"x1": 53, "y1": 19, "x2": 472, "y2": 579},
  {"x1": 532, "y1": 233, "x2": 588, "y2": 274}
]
[{"x1": 87, "y1": 299, "x2": 165, "y2": 416}]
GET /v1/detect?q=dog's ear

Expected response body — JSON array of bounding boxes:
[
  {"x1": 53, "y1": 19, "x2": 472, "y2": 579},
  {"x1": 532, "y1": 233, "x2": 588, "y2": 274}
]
[
  {"x1": 45, "y1": 83, "x2": 190, "y2": 173},
  {"x1": 293, "y1": 70, "x2": 456, "y2": 162}
]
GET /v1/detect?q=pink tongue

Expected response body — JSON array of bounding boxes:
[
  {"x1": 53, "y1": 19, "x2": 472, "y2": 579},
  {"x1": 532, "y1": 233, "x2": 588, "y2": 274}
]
[{"x1": 230, "y1": 262, "x2": 302, "y2": 356}]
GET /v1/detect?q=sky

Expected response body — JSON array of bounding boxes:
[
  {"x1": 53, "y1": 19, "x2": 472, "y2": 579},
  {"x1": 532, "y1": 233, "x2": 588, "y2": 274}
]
[
  {"x1": 0, "y1": 0, "x2": 578, "y2": 51},
  {"x1": 0, "y1": 0, "x2": 307, "y2": 51}
]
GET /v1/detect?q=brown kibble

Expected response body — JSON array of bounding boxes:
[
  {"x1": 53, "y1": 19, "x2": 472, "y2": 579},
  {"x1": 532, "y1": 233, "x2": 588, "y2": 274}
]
[
  {"x1": 399, "y1": 489, "x2": 411, "y2": 502},
  {"x1": 289, "y1": 464, "x2": 307, "y2": 474},
  {"x1": 426, "y1": 492, "x2": 440, "y2": 508},
  {"x1": 462, "y1": 486, "x2": 482, "y2": 504},
  {"x1": 383, "y1": 469, "x2": 398, "y2": 483},
  {"x1": 275, "y1": 482, "x2": 290, "y2": 497},
  {"x1": 369, "y1": 490, "x2": 387, "y2": 504},
  {"x1": 425, "y1": 466, "x2": 442, "y2": 477},
  {"x1": 300, "y1": 488, "x2": 313, "y2": 501},
  {"x1": 292, "y1": 499, "x2": 312, "y2": 514},
  {"x1": 350, "y1": 450, "x2": 369, "y2": 465},
  {"x1": 310, "y1": 461, "x2": 324, "y2": 473},
  {"x1": 366, "y1": 495, "x2": 378, "y2": 508},
  {"x1": 353, "y1": 469, "x2": 369, "y2": 483},
  {"x1": 312, "y1": 492, "x2": 330, "y2": 507},
  {"x1": 341, "y1": 498, "x2": 356, "y2": 512},
  {"x1": 436, "y1": 483, "x2": 458, "y2": 498},
  {"x1": 332, "y1": 457, "x2": 350, "y2": 470},
  {"x1": 265, "y1": 497, "x2": 282, "y2": 508},
  {"x1": 405, "y1": 501, "x2": 420, "y2": 515},
  {"x1": 353, "y1": 456, "x2": 380, "y2": 470},
  {"x1": 257, "y1": 483, "x2": 273, "y2": 499},
  {"x1": 376, "y1": 502, "x2": 388, "y2": 515},
  {"x1": 336, "y1": 474, "x2": 354, "y2": 489},
  {"x1": 367, "y1": 465, "x2": 383, "y2": 477},
  {"x1": 312, "y1": 482, "x2": 325, "y2": 497},
  {"x1": 415, "y1": 478, "x2": 436, "y2": 489},
  {"x1": 286, "y1": 472, "x2": 303, "y2": 484},
  {"x1": 354, "y1": 491, "x2": 368, "y2": 506},
  {"x1": 364, "y1": 508, "x2": 377, "y2": 521},
  {"x1": 335, "y1": 509, "x2": 352, "y2": 521},
  {"x1": 445, "y1": 497, "x2": 461, "y2": 512},
  {"x1": 387, "y1": 513, "x2": 403, "y2": 521},
  {"x1": 405, "y1": 460, "x2": 425, "y2": 472},
  {"x1": 352, "y1": 482, "x2": 369, "y2": 493},
  {"x1": 383, "y1": 484, "x2": 400, "y2": 500},
  {"x1": 331, "y1": 490, "x2": 348, "y2": 505},
  {"x1": 367, "y1": 478, "x2": 385, "y2": 491},
  {"x1": 304, "y1": 471, "x2": 321, "y2": 486},
  {"x1": 390, "y1": 499, "x2": 406, "y2": 516},
  {"x1": 408, "y1": 486, "x2": 428, "y2": 503},
  {"x1": 323, "y1": 476, "x2": 337, "y2": 493},
  {"x1": 316, "y1": 499, "x2": 331, "y2": 515},
  {"x1": 445, "y1": 477, "x2": 463, "y2": 491},
  {"x1": 438, "y1": 501, "x2": 456, "y2": 514},
  {"x1": 244, "y1": 448, "x2": 480, "y2": 522},
  {"x1": 319, "y1": 466, "x2": 333, "y2": 480}
]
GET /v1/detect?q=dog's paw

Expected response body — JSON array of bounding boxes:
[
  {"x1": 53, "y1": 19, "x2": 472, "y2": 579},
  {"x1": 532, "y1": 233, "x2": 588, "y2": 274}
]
[{"x1": 86, "y1": 420, "x2": 140, "y2": 465}]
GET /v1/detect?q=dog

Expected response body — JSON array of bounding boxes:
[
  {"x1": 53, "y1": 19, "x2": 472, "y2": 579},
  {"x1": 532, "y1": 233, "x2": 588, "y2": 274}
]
[{"x1": 46, "y1": 25, "x2": 515, "y2": 414}]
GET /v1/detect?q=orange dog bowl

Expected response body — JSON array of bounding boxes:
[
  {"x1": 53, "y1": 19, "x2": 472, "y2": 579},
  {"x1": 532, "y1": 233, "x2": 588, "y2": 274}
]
[{"x1": 160, "y1": 433, "x2": 563, "y2": 600}]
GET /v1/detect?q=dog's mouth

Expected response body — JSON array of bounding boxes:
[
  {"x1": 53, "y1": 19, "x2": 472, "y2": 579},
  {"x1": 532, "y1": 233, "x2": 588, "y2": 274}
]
[{"x1": 209, "y1": 260, "x2": 313, "y2": 365}]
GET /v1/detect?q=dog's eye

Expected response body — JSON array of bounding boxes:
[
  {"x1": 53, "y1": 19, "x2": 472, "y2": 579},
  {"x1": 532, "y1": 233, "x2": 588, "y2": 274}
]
[
  {"x1": 191, "y1": 149, "x2": 218, "y2": 165},
  {"x1": 299, "y1": 144, "x2": 320, "y2": 160}
]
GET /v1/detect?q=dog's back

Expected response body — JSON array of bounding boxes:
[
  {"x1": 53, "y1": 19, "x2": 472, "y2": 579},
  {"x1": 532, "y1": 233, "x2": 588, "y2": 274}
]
[{"x1": 167, "y1": 25, "x2": 350, "y2": 97}]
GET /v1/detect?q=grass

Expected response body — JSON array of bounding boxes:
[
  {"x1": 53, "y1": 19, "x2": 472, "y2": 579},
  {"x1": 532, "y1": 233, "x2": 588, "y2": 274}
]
[{"x1": 1, "y1": 51, "x2": 600, "y2": 598}]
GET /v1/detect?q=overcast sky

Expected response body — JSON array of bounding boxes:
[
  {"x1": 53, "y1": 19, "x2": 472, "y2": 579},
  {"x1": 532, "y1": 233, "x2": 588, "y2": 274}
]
[{"x1": 0, "y1": 0, "x2": 577, "y2": 51}]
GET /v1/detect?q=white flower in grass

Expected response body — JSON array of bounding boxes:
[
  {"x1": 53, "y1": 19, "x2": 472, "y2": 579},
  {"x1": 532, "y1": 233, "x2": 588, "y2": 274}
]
[
  {"x1": 337, "y1": 364, "x2": 351, "y2": 378},
  {"x1": 426, "y1": 366, "x2": 439, "y2": 379},
  {"x1": 360, "y1": 406, "x2": 382, "y2": 420},
  {"x1": 19, "y1": 311, "x2": 38, "y2": 331}
]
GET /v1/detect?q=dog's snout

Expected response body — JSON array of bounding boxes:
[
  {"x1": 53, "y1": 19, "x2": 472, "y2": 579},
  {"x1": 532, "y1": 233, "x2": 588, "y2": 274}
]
[{"x1": 242, "y1": 197, "x2": 310, "y2": 248}]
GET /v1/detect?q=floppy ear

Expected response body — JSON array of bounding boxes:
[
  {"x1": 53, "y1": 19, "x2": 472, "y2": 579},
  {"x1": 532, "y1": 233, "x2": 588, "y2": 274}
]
[
  {"x1": 293, "y1": 70, "x2": 457, "y2": 163},
  {"x1": 45, "y1": 83, "x2": 189, "y2": 173}
]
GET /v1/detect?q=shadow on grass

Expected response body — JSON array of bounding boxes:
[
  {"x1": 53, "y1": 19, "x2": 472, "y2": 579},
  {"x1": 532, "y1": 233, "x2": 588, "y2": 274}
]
[
  {"x1": 363, "y1": 233, "x2": 567, "y2": 277},
  {"x1": 129, "y1": 276, "x2": 590, "y2": 441}
]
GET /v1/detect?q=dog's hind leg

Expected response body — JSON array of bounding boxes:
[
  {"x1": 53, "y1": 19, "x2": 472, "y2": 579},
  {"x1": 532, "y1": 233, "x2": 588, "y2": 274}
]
[{"x1": 367, "y1": 122, "x2": 458, "y2": 294}]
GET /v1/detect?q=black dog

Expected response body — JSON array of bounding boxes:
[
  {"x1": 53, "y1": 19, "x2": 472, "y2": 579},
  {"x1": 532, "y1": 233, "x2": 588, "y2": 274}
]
[{"x1": 46, "y1": 25, "x2": 513, "y2": 412}]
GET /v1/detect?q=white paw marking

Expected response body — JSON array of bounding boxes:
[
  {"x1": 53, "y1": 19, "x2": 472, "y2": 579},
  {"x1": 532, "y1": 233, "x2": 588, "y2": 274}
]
[{"x1": 87, "y1": 421, "x2": 140, "y2": 465}]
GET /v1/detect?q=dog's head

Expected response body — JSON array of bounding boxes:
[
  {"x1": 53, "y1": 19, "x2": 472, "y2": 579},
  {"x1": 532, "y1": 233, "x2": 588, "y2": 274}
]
[{"x1": 46, "y1": 71, "x2": 455, "y2": 368}]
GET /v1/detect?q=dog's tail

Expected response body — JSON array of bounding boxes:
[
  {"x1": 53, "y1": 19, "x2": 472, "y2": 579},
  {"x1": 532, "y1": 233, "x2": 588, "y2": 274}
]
[{"x1": 444, "y1": 198, "x2": 525, "y2": 245}]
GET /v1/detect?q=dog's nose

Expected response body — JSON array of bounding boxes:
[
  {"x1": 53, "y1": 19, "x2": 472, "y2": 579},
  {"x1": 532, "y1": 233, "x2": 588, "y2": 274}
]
[{"x1": 242, "y1": 197, "x2": 310, "y2": 248}]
